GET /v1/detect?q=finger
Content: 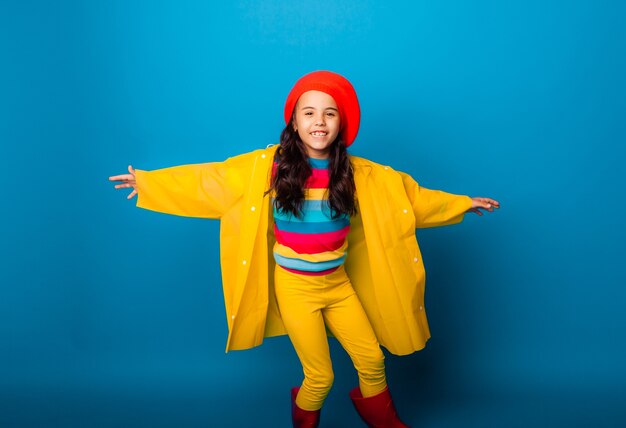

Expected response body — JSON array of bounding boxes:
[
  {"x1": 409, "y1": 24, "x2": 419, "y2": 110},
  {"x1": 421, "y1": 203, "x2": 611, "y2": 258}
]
[
  {"x1": 479, "y1": 197, "x2": 500, "y2": 207},
  {"x1": 128, "y1": 165, "x2": 135, "y2": 175},
  {"x1": 477, "y1": 202, "x2": 496, "y2": 213},
  {"x1": 109, "y1": 174, "x2": 133, "y2": 181},
  {"x1": 484, "y1": 200, "x2": 497, "y2": 211},
  {"x1": 115, "y1": 183, "x2": 133, "y2": 189},
  {"x1": 127, "y1": 189, "x2": 137, "y2": 199},
  {"x1": 475, "y1": 200, "x2": 492, "y2": 210}
]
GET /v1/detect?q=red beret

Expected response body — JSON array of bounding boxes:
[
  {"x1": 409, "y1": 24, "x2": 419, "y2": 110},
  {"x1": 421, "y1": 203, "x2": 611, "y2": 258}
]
[{"x1": 284, "y1": 70, "x2": 360, "y2": 147}]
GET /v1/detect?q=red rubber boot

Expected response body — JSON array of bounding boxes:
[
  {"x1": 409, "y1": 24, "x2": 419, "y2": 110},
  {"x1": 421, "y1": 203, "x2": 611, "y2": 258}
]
[
  {"x1": 291, "y1": 387, "x2": 321, "y2": 428},
  {"x1": 349, "y1": 386, "x2": 409, "y2": 428}
]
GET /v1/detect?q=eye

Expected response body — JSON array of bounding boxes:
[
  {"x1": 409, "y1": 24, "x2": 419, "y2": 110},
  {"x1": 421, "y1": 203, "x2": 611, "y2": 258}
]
[
  {"x1": 304, "y1": 111, "x2": 313, "y2": 116},
  {"x1": 326, "y1": 112, "x2": 336, "y2": 117}
]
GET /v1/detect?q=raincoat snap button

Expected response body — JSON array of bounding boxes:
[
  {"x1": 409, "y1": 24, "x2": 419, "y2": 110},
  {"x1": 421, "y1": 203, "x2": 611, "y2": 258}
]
[
  {"x1": 250, "y1": 206, "x2": 256, "y2": 211},
  {"x1": 403, "y1": 209, "x2": 408, "y2": 214},
  {"x1": 242, "y1": 260, "x2": 247, "y2": 265},
  {"x1": 261, "y1": 154, "x2": 266, "y2": 159},
  {"x1": 419, "y1": 306, "x2": 423, "y2": 311},
  {"x1": 413, "y1": 257, "x2": 418, "y2": 262},
  {"x1": 231, "y1": 315, "x2": 235, "y2": 320},
  {"x1": 384, "y1": 166, "x2": 389, "y2": 170}
]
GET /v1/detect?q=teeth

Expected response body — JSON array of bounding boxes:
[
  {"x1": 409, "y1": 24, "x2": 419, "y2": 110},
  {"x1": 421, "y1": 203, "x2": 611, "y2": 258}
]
[{"x1": 311, "y1": 132, "x2": 327, "y2": 136}]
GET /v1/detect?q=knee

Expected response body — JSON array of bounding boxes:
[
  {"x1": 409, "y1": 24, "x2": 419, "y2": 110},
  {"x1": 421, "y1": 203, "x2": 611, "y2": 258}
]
[
  {"x1": 304, "y1": 369, "x2": 334, "y2": 393},
  {"x1": 316, "y1": 370, "x2": 334, "y2": 392},
  {"x1": 298, "y1": 370, "x2": 334, "y2": 411},
  {"x1": 356, "y1": 350, "x2": 386, "y2": 381}
]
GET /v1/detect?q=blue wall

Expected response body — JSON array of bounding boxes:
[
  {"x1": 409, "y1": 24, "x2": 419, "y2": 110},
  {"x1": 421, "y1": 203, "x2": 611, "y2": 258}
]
[{"x1": 1, "y1": 1, "x2": 625, "y2": 427}]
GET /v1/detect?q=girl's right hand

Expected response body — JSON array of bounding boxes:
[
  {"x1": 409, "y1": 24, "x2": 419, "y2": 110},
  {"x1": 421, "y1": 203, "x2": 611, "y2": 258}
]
[{"x1": 109, "y1": 165, "x2": 138, "y2": 199}]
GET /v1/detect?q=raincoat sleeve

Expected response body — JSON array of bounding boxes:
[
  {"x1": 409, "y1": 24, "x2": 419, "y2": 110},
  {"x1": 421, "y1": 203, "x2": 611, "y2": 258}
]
[
  {"x1": 134, "y1": 162, "x2": 242, "y2": 219},
  {"x1": 399, "y1": 172, "x2": 473, "y2": 228}
]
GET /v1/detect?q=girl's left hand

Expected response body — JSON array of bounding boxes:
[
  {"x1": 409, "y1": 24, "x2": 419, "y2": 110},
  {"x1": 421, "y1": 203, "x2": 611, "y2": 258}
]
[{"x1": 467, "y1": 197, "x2": 500, "y2": 216}]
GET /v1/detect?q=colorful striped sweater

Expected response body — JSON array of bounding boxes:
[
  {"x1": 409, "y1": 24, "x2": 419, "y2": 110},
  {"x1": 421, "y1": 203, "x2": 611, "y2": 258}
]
[{"x1": 272, "y1": 157, "x2": 350, "y2": 275}]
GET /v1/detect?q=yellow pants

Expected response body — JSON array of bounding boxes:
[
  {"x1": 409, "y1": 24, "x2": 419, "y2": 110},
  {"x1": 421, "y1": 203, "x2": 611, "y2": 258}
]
[{"x1": 274, "y1": 264, "x2": 387, "y2": 411}]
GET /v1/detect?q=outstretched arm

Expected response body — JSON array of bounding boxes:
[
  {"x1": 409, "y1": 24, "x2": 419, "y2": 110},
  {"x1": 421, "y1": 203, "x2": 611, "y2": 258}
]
[
  {"x1": 400, "y1": 172, "x2": 473, "y2": 227},
  {"x1": 108, "y1": 161, "x2": 241, "y2": 219},
  {"x1": 400, "y1": 172, "x2": 499, "y2": 227}
]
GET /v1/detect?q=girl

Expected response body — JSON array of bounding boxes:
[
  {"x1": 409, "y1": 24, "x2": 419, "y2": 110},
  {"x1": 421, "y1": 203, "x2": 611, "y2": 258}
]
[{"x1": 109, "y1": 70, "x2": 499, "y2": 428}]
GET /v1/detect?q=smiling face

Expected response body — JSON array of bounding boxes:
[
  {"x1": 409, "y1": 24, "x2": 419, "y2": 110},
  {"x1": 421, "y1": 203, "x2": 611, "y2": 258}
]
[{"x1": 292, "y1": 90, "x2": 341, "y2": 159}]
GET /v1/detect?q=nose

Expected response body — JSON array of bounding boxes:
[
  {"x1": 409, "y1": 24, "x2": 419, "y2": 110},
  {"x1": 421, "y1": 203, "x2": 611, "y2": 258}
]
[{"x1": 315, "y1": 113, "x2": 326, "y2": 125}]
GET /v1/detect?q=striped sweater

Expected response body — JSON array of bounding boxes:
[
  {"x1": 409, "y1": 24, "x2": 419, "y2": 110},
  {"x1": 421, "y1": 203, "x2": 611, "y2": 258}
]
[{"x1": 272, "y1": 157, "x2": 350, "y2": 275}]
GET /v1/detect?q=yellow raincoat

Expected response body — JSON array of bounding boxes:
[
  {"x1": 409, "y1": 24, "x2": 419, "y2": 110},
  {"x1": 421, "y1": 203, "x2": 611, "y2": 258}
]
[{"x1": 134, "y1": 145, "x2": 472, "y2": 356}]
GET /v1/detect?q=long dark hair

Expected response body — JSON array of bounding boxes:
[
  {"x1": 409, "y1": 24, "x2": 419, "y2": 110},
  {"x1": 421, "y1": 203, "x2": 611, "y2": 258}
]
[{"x1": 268, "y1": 125, "x2": 356, "y2": 219}]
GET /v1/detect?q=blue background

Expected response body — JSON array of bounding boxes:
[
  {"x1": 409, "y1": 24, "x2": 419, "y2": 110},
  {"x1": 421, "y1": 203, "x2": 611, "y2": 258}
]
[{"x1": 2, "y1": 1, "x2": 625, "y2": 427}]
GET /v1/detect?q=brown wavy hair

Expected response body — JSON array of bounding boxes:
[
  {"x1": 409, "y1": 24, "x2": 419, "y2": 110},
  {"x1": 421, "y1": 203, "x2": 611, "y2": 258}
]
[{"x1": 268, "y1": 125, "x2": 357, "y2": 219}]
